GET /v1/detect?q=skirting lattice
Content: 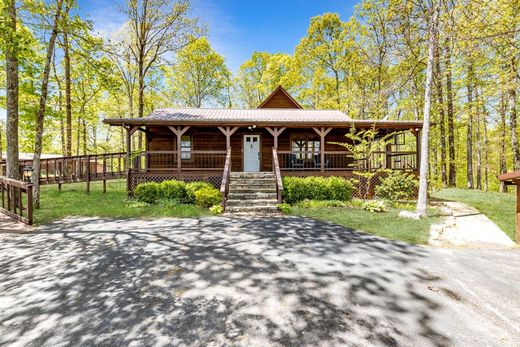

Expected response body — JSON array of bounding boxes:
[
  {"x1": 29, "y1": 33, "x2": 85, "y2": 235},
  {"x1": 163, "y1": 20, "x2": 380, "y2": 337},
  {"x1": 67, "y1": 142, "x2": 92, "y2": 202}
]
[{"x1": 128, "y1": 170, "x2": 222, "y2": 194}]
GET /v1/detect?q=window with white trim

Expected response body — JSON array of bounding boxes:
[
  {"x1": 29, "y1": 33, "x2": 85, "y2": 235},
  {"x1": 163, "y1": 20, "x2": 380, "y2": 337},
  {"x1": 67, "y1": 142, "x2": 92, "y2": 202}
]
[{"x1": 181, "y1": 135, "x2": 191, "y2": 160}]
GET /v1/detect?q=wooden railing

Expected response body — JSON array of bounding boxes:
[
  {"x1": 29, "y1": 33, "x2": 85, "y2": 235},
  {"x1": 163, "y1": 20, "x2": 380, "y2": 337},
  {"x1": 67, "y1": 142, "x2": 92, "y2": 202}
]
[
  {"x1": 220, "y1": 148, "x2": 232, "y2": 208},
  {"x1": 132, "y1": 150, "x2": 227, "y2": 171},
  {"x1": 0, "y1": 177, "x2": 33, "y2": 225},
  {"x1": 0, "y1": 152, "x2": 127, "y2": 187},
  {"x1": 272, "y1": 148, "x2": 283, "y2": 203},
  {"x1": 277, "y1": 150, "x2": 417, "y2": 172}
]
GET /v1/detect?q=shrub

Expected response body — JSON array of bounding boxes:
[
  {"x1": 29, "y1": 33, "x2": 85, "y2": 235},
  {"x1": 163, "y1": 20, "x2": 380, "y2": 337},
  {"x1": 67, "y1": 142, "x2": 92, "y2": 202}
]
[
  {"x1": 185, "y1": 181, "x2": 214, "y2": 204},
  {"x1": 297, "y1": 200, "x2": 347, "y2": 208},
  {"x1": 362, "y1": 200, "x2": 388, "y2": 213},
  {"x1": 159, "y1": 180, "x2": 186, "y2": 202},
  {"x1": 282, "y1": 176, "x2": 354, "y2": 204},
  {"x1": 277, "y1": 203, "x2": 292, "y2": 214},
  {"x1": 194, "y1": 187, "x2": 221, "y2": 208},
  {"x1": 133, "y1": 182, "x2": 160, "y2": 204},
  {"x1": 375, "y1": 172, "x2": 419, "y2": 201},
  {"x1": 209, "y1": 204, "x2": 223, "y2": 215}
]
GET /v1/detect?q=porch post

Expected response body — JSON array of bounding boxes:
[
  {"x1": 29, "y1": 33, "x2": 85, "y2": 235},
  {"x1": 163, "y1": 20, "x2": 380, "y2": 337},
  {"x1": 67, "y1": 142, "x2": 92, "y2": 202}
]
[
  {"x1": 125, "y1": 126, "x2": 138, "y2": 171},
  {"x1": 413, "y1": 128, "x2": 421, "y2": 171},
  {"x1": 169, "y1": 126, "x2": 190, "y2": 172},
  {"x1": 218, "y1": 126, "x2": 239, "y2": 149},
  {"x1": 313, "y1": 127, "x2": 332, "y2": 172},
  {"x1": 517, "y1": 183, "x2": 520, "y2": 243},
  {"x1": 385, "y1": 142, "x2": 392, "y2": 169},
  {"x1": 266, "y1": 127, "x2": 286, "y2": 149}
]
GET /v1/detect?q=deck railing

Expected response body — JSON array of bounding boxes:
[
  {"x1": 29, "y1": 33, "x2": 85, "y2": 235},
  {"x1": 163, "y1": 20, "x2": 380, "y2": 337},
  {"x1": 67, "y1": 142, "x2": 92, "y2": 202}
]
[
  {"x1": 0, "y1": 152, "x2": 127, "y2": 186},
  {"x1": 220, "y1": 148, "x2": 232, "y2": 208},
  {"x1": 0, "y1": 177, "x2": 33, "y2": 225},
  {"x1": 131, "y1": 150, "x2": 228, "y2": 171},
  {"x1": 277, "y1": 150, "x2": 417, "y2": 171}
]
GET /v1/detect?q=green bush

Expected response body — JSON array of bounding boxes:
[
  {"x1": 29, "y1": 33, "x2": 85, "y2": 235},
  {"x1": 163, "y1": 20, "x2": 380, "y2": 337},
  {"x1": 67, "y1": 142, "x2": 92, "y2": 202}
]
[
  {"x1": 133, "y1": 182, "x2": 160, "y2": 204},
  {"x1": 297, "y1": 199, "x2": 347, "y2": 208},
  {"x1": 185, "y1": 182, "x2": 214, "y2": 204},
  {"x1": 362, "y1": 200, "x2": 388, "y2": 213},
  {"x1": 277, "y1": 203, "x2": 292, "y2": 214},
  {"x1": 375, "y1": 172, "x2": 419, "y2": 201},
  {"x1": 194, "y1": 187, "x2": 221, "y2": 208},
  {"x1": 282, "y1": 176, "x2": 354, "y2": 204},
  {"x1": 209, "y1": 204, "x2": 223, "y2": 215},
  {"x1": 159, "y1": 180, "x2": 186, "y2": 202}
]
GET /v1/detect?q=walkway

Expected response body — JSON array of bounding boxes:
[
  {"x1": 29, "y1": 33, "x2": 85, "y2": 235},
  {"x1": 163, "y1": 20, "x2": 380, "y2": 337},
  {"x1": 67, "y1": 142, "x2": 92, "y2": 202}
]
[
  {"x1": 429, "y1": 202, "x2": 516, "y2": 249},
  {"x1": 0, "y1": 216, "x2": 519, "y2": 346}
]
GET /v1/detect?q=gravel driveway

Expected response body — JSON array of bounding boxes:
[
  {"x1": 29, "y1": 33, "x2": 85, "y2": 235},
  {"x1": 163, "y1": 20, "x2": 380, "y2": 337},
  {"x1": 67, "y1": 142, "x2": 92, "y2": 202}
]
[{"x1": 0, "y1": 216, "x2": 519, "y2": 346}]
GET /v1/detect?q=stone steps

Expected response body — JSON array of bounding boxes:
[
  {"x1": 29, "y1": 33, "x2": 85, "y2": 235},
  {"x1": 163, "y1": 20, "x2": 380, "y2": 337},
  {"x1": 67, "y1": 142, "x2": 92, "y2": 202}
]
[{"x1": 225, "y1": 171, "x2": 279, "y2": 214}]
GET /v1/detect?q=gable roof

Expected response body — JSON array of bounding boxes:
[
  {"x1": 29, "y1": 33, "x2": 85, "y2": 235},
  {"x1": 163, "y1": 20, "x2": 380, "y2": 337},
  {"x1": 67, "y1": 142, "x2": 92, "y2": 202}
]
[{"x1": 257, "y1": 86, "x2": 303, "y2": 109}]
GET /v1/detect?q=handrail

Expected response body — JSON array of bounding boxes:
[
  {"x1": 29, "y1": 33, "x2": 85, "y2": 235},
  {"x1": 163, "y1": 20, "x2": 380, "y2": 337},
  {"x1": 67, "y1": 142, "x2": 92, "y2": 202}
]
[
  {"x1": 0, "y1": 176, "x2": 33, "y2": 225},
  {"x1": 220, "y1": 147, "x2": 232, "y2": 209},
  {"x1": 272, "y1": 148, "x2": 283, "y2": 204}
]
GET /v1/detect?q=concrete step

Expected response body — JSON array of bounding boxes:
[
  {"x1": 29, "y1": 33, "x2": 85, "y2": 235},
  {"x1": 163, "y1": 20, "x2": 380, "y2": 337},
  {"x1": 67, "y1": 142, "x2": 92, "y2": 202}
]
[
  {"x1": 225, "y1": 205, "x2": 279, "y2": 213},
  {"x1": 229, "y1": 183, "x2": 276, "y2": 190},
  {"x1": 226, "y1": 199, "x2": 278, "y2": 207},
  {"x1": 230, "y1": 178, "x2": 275, "y2": 185},
  {"x1": 228, "y1": 188, "x2": 277, "y2": 195},
  {"x1": 230, "y1": 172, "x2": 274, "y2": 179},
  {"x1": 227, "y1": 192, "x2": 277, "y2": 200}
]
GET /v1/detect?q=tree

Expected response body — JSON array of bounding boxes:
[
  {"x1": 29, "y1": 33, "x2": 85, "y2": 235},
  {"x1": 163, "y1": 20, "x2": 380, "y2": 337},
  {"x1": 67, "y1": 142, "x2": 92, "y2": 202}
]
[
  {"x1": 123, "y1": 0, "x2": 199, "y2": 147},
  {"x1": 416, "y1": 0, "x2": 439, "y2": 217},
  {"x1": 166, "y1": 37, "x2": 230, "y2": 107},
  {"x1": 31, "y1": 0, "x2": 63, "y2": 208},
  {"x1": 3, "y1": 0, "x2": 20, "y2": 179}
]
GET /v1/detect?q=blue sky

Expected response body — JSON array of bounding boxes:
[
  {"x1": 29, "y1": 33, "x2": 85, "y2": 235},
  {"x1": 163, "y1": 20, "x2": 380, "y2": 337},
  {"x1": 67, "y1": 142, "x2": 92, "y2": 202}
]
[{"x1": 79, "y1": 0, "x2": 358, "y2": 72}]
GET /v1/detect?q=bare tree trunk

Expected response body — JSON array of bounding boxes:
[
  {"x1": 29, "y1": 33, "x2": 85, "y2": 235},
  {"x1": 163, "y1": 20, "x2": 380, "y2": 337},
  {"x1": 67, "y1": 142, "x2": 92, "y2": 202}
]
[
  {"x1": 53, "y1": 60, "x2": 66, "y2": 156},
  {"x1": 82, "y1": 119, "x2": 87, "y2": 155},
  {"x1": 64, "y1": 2, "x2": 72, "y2": 157},
  {"x1": 5, "y1": 0, "x2": 19, "y2": 179},
  {"x1": 76, "y1": 115, "x2": 81, "y2": 156},
  {"x1": 482, "y1": 104, "x2": 489, "y2": 192},
  {"x1": 32, "y1": 0, "x2": 63, "y2": 208},
  {"x1": 434, "y1": 42, "x2": 447, "y2": 187},
  {"x1": 509, "y1": 60, "x2": 520, "y2": 170},
  {"x1": 416, "y1": 0, "x2": 438, "y2": 217},
  {"x1": 500, "y1": 93, "x2": 508, "y2": 193},
  {"x1": 445, "y1": 38, "x2": 456, "y2": 187},
  {"x1": 466, "y1": 64, "x2": 474, "y2": 189}
]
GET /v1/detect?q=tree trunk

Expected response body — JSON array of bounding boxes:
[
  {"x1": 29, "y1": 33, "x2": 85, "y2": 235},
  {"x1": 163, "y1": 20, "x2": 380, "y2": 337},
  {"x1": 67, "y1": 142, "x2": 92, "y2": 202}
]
[
  {"x1": 416, "y1": 1, "x2": 438, "y2": 217},
  {"x1": 509, "y1": 58, "x2": 520, "y2": 170},
  {"x1": 5, "y1": 0, "x2": 19, "y2": 179},
  {"x1": 475, "y1": 88, "x2": 482, "y2": 190},
  {"x1": 434, "y1": 41, "x2": 447, "y2": 187},
  {"x1": 482, "y1": 103, "x2": 489, "y2": 192},
  {"x1": 82, "y1": 119, "x2": 87, "y2": 155},
  {"x1": 76, "y1": 115, "x2": 81, "y2": 156},
  {"x1": 64, "y1": 28, "x2": 72, "y2": 157},
  {"x1": 32, "y1": 0, "x2": 63, "y2": 208},
  {"x1": 466, "y1": 64, "x2": 474, "y2": 189},
  {"x1": 444, "y1": 37, "x2": 456, "y2": 187},
  {"x1": 53, "y1": 60, "x2": 66, "y2": 156},
  {"x1": 500, "y1": 93, "x2": 508, "y2": 193}
]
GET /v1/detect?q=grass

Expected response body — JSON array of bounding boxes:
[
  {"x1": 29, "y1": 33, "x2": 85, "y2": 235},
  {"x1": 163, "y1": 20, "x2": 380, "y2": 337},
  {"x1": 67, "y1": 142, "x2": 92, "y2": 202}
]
[
  {"x1": 432, "y1": 188, "x2": 517, "y2": 241},
  {"x1": 34, "y1": 179, "x2": 210, "y2": 225},
  {"x1": 291, "y1": 204, "x2": 441, "y2": 244}
]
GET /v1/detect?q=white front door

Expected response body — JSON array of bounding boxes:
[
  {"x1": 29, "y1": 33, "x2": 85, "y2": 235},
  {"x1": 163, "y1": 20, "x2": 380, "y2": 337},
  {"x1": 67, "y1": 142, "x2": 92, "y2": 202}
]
[{"x1": 243, "y1": 135, "x2": 260, "y2": 172}]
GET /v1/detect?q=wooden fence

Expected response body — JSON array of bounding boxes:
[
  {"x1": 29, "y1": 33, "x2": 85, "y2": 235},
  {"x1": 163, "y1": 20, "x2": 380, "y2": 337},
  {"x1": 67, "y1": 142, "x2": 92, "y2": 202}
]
[{"x1": 0, "y1": 177, "x2": 33, "y2": 225}]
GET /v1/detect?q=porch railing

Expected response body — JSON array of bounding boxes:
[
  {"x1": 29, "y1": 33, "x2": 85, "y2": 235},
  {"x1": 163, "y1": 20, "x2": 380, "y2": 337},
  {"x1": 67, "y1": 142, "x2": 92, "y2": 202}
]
[
  {"x1": 131, "y1": 150, "x2": 227, "y2": 171},
  {"x1": 277, "y1": 150, "x2": 417, "y2": 171},
  {"x1": 0, "y1": 177, "x2": 33, "y2": 225},
  {"x1": 272, "y1": 148, "x2": 283, "y2": 203},
  {"x1": 220, "y1": 148, "x2": 232, "y2": 208}
]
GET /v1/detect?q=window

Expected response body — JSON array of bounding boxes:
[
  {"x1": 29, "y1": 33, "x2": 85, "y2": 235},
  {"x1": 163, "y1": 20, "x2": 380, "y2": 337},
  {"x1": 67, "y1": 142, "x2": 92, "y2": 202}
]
[
  {"x1": 291, "y1": 138, "x2": 320, "y2": 159},
  {"x1": 181, "y1": 135, "x2": 191, "y2": 160}
]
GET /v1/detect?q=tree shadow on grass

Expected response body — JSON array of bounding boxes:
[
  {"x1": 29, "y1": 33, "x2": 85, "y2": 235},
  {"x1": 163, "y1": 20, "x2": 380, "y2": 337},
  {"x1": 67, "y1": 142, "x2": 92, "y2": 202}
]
[{"x1": 0, "y1": 216, "x2": 449, "y2": 346}]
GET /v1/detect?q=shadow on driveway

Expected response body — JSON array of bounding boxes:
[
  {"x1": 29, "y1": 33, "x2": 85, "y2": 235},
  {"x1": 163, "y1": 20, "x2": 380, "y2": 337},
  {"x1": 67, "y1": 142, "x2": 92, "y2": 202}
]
[{"x1": 0, "y1": 216, "x2": 505, "y2": 346}]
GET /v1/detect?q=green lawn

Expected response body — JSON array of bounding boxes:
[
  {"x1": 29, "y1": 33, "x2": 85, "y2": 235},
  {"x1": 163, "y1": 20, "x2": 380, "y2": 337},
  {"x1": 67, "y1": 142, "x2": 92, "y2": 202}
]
[
  {"x1": 34, "y1": 179, "x2": 209, "y2": 225},
  {"x1": 432, "y1": 188, "x2": 517, "y2": 241},
  {"x1": 291, "y1": 205, "x2": 440, "y2": 244}
]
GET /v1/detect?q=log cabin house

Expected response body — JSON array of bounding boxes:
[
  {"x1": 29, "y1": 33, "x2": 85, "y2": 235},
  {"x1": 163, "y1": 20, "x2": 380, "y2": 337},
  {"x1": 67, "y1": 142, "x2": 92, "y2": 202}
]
[{"x1": 104, "y1": 86, "x2": 423, "y2": 210}]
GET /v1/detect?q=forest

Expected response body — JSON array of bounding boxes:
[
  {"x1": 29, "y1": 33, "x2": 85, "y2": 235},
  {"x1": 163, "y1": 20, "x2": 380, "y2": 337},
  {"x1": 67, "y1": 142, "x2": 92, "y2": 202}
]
[{"x1": 1, "y1": 0, "x2": 519, "y2": 195}]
